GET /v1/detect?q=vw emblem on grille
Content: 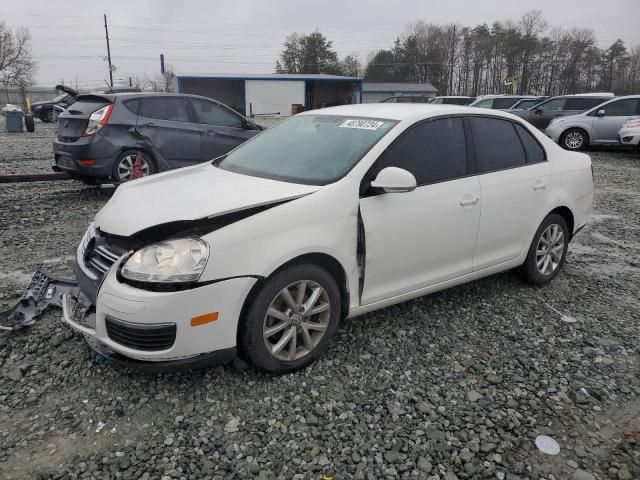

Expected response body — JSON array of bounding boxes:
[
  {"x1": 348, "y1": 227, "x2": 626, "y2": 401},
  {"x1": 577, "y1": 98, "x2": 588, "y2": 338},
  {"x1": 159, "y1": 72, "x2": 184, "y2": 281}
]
[{"x1": 63, "y1": 121, "x2": 69, "y2": 127}]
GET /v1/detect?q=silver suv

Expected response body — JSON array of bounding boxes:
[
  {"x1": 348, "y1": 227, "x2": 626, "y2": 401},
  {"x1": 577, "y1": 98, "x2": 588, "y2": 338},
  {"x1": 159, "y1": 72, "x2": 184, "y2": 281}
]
[{"x1": 546, "y1": 95, "x2": 640, "y2": 150}]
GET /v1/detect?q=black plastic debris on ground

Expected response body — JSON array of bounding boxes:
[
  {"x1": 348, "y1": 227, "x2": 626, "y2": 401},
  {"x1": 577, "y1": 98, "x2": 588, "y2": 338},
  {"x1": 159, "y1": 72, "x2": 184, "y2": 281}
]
[{"x1": 0, "y1": 265, "x2": 79, "y2": 331}]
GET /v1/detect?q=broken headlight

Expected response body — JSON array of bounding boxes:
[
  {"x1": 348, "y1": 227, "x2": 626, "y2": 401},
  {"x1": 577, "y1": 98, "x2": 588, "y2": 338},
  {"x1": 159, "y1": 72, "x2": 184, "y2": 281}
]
[{"x1": 121, "y1": 238, "x2": 209, "y2": 283}]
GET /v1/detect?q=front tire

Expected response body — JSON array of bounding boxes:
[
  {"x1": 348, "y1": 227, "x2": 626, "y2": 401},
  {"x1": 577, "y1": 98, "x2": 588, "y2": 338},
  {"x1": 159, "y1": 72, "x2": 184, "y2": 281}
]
[
  {"x1": 240, "y1": 264, "x2": 341, "y2": 373},
  {"x1": 560, "y1": 128, "x2": 588, "y2": 151},
  {"x1": 46, "y1": 108, "x2": 59, "y2": 123},
  {"x1": 519, "y1": 213, "x2": 569, "y2": 285}
]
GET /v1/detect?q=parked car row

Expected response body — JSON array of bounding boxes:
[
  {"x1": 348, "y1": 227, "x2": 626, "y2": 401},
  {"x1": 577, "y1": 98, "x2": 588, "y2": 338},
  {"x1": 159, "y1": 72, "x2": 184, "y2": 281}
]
[
  {"x1": 542, "y1": 95, "x2": 640, "y2": 150},
  {"x1": 52, "y1": 88, "x2": 638, "y2": 186},
  {"x1": 466, "y1": 92, "x2": 639, "y2": 151}
]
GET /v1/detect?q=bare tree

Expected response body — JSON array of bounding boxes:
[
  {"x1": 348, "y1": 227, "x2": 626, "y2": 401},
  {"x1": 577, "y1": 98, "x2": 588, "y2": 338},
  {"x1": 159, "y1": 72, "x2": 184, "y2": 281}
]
[{"x1": 0, "y1": 22, "x2": 36, "y2": 86}]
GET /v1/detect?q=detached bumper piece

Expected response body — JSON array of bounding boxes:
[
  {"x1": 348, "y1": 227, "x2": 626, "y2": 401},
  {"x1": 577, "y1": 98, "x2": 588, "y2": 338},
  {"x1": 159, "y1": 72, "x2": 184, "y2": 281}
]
[{"x1": 0, "y1": 266, "x2": 82, "y2": 331}]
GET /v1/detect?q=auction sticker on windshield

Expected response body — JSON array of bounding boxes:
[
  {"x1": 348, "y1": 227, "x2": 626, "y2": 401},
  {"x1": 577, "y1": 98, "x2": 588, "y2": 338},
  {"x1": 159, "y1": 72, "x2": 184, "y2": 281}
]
[{"x1": 339, "y1": 119, "x2": 385, "y2": 130}]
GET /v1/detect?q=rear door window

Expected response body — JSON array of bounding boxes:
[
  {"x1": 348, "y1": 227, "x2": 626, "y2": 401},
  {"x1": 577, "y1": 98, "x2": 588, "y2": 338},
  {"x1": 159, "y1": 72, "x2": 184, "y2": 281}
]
[
  {"x1": 190, "y1": 98, "x2": 243, "y2": 128},
  {"x1": 140, "y1": 98, "x2": 191, "y2": 122},
  {"x1": 374, "y1": 117, "x2": 467, "y2": 185},
  {"x1": 470, "y1": 117, "x2": 526, "y2": 172},
  {"x1": 514, "y1": 124, "x2": 546, "y2": 164},
  {"x1": 566, "y1": 97, "x2": 607, "y2": 110}
]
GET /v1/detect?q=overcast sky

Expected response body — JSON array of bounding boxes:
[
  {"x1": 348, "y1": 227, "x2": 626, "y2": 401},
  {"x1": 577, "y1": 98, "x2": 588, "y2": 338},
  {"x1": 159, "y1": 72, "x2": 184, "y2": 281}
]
[{"x1": 2, "y1": 0, "x2": 640, "y2": 87}]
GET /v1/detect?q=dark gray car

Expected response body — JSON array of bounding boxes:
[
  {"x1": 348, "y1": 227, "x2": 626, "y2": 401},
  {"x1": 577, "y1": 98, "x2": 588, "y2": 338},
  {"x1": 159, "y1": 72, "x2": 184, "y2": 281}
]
[
  {"x1": 512, "y1": 94, "x2": 614, "y2": 130},
  {"x1": 53, "y1": 93, "x2": 262, "y2": 183}
]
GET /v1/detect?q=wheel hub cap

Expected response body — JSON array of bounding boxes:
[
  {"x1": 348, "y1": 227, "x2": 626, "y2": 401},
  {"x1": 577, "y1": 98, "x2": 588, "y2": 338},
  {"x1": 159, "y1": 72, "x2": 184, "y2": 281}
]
[
  {"x1": 535, "y1": 224, "x2": 565, "y2": 275},
  {"x1": 565, "y1": 132, "x2": 583, "y2": 149},
  {"x1": 263, "y1": 280, "x2": 331, "y2": 361}
]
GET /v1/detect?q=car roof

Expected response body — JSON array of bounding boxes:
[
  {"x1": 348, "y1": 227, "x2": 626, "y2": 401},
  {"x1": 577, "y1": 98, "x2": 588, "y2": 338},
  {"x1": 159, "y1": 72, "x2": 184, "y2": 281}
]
[
  {"x1": 433, "y1": 95, "x2": 473, "y2": 99},
  {"x1": 302, "y1": 103, "x2": 526, "y2": 123},
  {"x1": 475, "y1": 94, "x2": 536, "y2": 99},
  {"x1": 76, "y1": 91, "x2": 228, "y2": 103}
]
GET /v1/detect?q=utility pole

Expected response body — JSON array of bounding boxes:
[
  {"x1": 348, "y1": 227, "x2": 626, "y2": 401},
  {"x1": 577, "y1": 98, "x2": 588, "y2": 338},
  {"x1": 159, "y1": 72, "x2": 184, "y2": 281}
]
[
  {"x1": 448, "y1": 25, "x2": 456, "y2": 95},
  {"x1": 104, "y1": 14, "x2": 113, "y2": 88}
]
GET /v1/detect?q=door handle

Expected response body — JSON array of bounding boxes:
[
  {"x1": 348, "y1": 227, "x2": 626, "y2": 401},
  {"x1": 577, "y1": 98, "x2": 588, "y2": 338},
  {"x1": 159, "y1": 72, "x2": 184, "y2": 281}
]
[
  {"x1": 205, "y1": 129, "x2": 217, "y2": 136},
  {"x1": 459, "y1": 194, "x2": 479, "y2": 206},
  {"x1": 533, "y1": 181, "x2": 547, "y2": 191},
  {"x1": 144, "y1": 122, "x2": 157, "y2": 128}
]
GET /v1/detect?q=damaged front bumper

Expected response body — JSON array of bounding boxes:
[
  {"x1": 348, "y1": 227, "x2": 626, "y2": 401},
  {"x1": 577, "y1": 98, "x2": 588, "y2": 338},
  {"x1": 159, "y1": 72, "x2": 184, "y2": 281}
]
[
  {"x1": 61, "y1": 291, "x2": 236, "y2": 372},
  {"x1": 1, "y1": 265, "x2": 241, "y2": 371}
]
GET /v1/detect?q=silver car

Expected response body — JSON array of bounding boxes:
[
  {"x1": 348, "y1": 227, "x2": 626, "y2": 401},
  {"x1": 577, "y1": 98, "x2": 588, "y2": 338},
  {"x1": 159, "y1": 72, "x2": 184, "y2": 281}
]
[
  {"x1": 546, "y1": 95, "x2": 640, "y2": 150},
  {"x1": 618, "y1": 117, "x2": 640, "y2": 149}
]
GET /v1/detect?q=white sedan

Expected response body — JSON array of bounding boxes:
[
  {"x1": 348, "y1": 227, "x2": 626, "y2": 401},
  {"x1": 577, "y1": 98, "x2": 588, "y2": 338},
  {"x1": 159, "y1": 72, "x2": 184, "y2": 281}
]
[{"x1": 64, "y1": 104, "x2": 593, "y2": 373}]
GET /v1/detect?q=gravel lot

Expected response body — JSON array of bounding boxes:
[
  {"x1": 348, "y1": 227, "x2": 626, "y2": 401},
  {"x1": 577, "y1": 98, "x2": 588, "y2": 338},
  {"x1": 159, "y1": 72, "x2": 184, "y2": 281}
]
[{"x1": 0, "y1": 117, "x2": 638, "y2": 480}]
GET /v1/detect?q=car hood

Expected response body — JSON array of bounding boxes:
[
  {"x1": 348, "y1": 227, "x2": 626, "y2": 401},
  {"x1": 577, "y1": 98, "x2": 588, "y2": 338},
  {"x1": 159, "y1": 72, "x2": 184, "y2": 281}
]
[
  {"x1": 94, "y1": 163, "x2": 321, "y2": 237},
  {"x1": 31, "y1": 100, "x2": 55, "y2": 107}
]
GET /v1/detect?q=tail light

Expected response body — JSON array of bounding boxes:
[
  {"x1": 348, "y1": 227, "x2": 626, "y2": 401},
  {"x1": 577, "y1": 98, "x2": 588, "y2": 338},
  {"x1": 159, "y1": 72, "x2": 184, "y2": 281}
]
[{"x1": 82, "y1": 103, "x2": 114, "y2": 136}]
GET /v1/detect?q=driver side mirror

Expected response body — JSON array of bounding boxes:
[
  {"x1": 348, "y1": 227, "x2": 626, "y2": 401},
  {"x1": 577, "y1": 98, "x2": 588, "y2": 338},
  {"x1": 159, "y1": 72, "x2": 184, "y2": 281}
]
[
  {"x1": 533, "y1": 107, "x2": 543, "y2": 114},
  {"x1": 370, "y1": 167, "x2": 417, "y2": 194},
  {"x1": 596, "y1": 109, "x2": 606, "y2": 117}
]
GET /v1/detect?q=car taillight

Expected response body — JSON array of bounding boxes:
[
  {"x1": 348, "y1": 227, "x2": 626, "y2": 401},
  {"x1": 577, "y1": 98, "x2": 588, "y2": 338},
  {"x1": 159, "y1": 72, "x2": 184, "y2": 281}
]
[{"x1": 82, "y1": 103, "x2": 114, "y2": 136}]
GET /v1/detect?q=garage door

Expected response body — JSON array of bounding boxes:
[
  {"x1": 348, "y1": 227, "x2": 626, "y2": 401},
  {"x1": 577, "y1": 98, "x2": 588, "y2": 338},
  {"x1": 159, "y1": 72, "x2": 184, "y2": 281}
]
[{"x1": 245, "y1": 80, "x2": 305, "y2": 117}]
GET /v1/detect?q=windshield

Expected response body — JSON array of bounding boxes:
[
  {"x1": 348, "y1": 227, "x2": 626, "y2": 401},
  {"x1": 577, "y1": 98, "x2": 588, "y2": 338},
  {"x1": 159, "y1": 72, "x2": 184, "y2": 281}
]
[
  {"x1": 216, "y1": 115, "x2": 398, "y2": 185},
  {"x1": 52, "y1": 93, "x2": 69, "y2": 103}
]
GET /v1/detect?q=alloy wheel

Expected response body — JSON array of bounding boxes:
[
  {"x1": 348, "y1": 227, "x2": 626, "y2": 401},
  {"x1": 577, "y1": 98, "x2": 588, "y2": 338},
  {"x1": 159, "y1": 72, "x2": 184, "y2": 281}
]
[
  {"x1": 535, "y1": 224, "x2": 565, "y2": 275},
  {"x1": 564, "y1": 131, "x2": 584, "y2": 149},
  {"x1": 116, "y1": 154, "x2": 151, "y2": 182},
  {"x1": 262, "y1": 280, "x2": 331, "y2": 361},
  {"x1": 48, "y1": 109, "x2": 59, "y2": 122}
]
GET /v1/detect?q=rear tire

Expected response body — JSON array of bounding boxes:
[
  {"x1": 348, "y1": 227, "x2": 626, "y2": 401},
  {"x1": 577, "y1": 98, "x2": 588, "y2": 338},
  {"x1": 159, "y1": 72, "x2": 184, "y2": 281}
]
[
  {"x1": 112, "y1": 150, "x2": 155, "y2": 183},
  {"x1": 518, "y1": 213, "x2": 569, "y2": 285},
  {"x1": 24, "y1": 113, "x2": 35, "y2": 132},
  {"x1": 560, "y1": 128, "x2": 588, "y2": 151},
  {"x1": 239, "y1": 264, "x2": 341, "y2": 373}
]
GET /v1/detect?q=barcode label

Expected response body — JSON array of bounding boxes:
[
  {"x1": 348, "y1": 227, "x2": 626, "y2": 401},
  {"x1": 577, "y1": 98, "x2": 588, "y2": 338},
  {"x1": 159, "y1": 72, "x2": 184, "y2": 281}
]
[{"x1": 339, "y1": 119, "x2": 385, "y2": 130}]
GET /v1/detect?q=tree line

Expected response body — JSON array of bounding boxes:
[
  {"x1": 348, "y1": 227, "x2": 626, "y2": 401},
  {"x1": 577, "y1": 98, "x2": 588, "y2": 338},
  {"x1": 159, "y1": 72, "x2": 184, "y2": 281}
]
[{"x1": 276, "y1": 11, "x2": 640, "y2": 97}]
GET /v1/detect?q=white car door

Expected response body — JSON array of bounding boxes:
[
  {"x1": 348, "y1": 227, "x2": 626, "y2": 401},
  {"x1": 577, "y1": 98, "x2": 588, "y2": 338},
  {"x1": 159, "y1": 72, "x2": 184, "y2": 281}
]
[
  {"x1": 590, "y1": 98, "x2": 640, "y2": 144},
  {"x1": 359, "y1": 117, "x2": 481, "y2": 305},
  {"x1": 469, "y1": 117, "x2": 551, "y2": 271}
]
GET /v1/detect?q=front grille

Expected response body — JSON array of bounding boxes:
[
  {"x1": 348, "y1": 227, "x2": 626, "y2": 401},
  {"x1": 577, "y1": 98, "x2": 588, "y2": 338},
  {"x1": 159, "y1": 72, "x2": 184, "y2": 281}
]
[
  {"x1": 105, "y1": 317, "x2": 176, "y2": 351},
  {"x1": 82, "y1": 230, "x2": 127, "y2": 279}
]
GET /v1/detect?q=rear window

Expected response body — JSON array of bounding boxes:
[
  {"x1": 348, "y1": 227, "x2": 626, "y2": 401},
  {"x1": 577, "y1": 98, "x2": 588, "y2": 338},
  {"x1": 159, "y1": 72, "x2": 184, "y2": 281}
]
[
  {"x1": 66, "y1": 98, "x2": 110, "y2": 114},
  {"x1": 140, "y1": 98, "x2": 190, "y2": 122}
]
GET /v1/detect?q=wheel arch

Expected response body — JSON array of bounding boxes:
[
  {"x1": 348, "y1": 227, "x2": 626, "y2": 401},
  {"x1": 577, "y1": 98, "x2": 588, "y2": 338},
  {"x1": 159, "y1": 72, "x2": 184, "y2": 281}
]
[
  {"x1": 548, "y1": 205, "x2": 575, "y2": 239},
  {"x1": 237, "y1": 252, "x2": 351, "y2": 347}
]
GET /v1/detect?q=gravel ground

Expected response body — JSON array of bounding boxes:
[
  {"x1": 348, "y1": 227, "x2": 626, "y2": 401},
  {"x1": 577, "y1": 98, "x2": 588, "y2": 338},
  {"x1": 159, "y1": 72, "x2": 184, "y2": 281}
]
[{"x1": 0, "y1": 117, "x2": 639, "y2": 480}]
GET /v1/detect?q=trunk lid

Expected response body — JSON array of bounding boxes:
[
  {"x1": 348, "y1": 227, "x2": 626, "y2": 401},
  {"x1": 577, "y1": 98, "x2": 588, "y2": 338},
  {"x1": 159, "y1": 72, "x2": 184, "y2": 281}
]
[
  {"x1": 55, "y1": 84, "x2": 79, "y2": 97},
  {"x1": 57, "y1": 95, "x2": 111, "y2": 142}
]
